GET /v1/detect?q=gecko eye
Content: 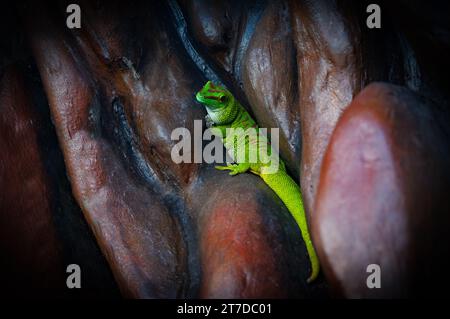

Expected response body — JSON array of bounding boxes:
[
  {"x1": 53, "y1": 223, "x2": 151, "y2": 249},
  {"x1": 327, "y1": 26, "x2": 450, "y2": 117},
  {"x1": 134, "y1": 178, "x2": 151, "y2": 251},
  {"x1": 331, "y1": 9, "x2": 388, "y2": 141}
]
[{"x1": 219, "y1": 95, "x2": 228, "y2": 103}]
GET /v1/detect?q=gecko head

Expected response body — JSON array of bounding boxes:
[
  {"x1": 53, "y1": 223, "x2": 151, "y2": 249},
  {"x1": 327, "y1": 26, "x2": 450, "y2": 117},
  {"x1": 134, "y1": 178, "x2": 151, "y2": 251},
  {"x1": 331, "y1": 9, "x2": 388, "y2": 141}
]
[{"x1": 195, "y1": 81, "x2": 233, "y2": 111}]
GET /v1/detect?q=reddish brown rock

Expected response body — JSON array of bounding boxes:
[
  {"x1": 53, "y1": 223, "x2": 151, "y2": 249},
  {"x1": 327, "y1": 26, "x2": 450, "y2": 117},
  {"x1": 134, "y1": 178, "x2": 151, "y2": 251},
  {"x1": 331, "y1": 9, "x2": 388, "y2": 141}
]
[
  {"x1": 242, "y1": 1, "x2": 301, "y2": 176},
  {"x1": 185, "y1": 166, "x2": 328, "y2": 298},
  {"x1": 313, "y1": 83, "x2": 450, "y2": 298},
  {"x1": 289, "y1": 0, "x2": 365, "y2": 219},
  {"x1": 26, "y1": 4, "x2": 190, "y2": 298},
  {"x1": 65, "y1": 0, "x2": 204, "y2": 188}
]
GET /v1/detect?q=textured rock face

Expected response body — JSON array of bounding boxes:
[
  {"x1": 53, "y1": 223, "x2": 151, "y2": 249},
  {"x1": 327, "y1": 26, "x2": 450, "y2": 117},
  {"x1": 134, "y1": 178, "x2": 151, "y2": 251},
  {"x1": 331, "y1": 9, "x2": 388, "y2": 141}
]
[
  {"x1": 27, "y1": 1, "x2": 192, "y2": 298},
  {"x1": 0, "y1": 65, "x2": 120, "y2": 298},
  {"x1": 289, "y1": 0, "x2": 364, "y2": 218},
  {"x1": 1, "y1": 0, "x2": 449, "y2": 298}
]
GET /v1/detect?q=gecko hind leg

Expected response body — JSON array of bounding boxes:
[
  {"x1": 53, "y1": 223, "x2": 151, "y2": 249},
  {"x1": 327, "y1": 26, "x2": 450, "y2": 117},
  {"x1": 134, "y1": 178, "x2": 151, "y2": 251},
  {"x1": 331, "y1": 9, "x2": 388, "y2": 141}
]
[{"x1": 215, "y1": 163, "x2": 250, "y2": 176}]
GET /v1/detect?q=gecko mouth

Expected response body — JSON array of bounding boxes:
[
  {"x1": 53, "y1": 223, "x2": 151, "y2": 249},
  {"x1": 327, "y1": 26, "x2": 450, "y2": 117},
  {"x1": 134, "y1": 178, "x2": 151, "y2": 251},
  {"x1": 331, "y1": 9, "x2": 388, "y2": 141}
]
[{"x1": 196, "y1": 92, "x2": 227, "y2": 108}]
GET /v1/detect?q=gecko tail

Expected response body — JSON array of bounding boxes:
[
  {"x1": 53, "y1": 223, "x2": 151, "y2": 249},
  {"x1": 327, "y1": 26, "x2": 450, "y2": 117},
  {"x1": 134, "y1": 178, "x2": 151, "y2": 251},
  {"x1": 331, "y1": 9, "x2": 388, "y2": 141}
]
[{"x1": 261, "y1": 171, "x2": 320, "y2": 283}]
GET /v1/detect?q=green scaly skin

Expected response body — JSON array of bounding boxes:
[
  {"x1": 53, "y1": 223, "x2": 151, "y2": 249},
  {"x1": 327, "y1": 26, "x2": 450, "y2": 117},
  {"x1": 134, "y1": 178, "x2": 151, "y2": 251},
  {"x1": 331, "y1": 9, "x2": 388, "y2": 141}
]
[{"x1": 195, "y1": 81, "x2": 319, "y2": 283}]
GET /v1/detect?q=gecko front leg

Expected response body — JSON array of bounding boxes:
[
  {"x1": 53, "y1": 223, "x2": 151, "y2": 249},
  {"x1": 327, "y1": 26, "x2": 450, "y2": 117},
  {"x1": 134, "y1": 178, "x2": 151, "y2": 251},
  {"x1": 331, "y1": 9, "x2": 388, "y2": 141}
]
[{"x1": 205, "y1": 114, "x2": 215, "y2": 128}]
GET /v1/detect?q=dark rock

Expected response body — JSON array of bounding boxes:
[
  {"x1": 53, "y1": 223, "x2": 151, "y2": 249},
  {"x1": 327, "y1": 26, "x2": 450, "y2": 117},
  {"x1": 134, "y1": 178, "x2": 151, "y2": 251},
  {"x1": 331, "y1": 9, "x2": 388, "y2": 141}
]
[{"x1": 0, "y1": 67, "x2": 65, "y2": 297}]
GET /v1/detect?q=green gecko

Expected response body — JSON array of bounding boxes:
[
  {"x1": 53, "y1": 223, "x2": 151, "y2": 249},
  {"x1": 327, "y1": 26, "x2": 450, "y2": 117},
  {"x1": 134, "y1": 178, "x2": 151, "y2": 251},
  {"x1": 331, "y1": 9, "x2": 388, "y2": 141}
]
[{"x1": 195, "y1": 81, "x2": 319, "y2": 283}]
